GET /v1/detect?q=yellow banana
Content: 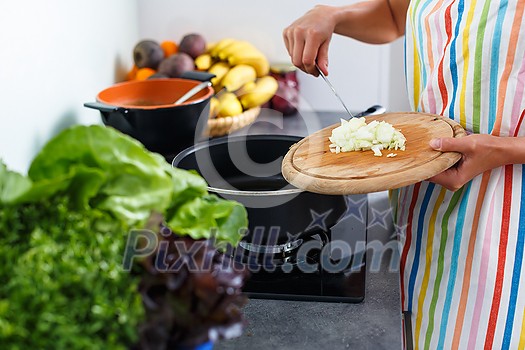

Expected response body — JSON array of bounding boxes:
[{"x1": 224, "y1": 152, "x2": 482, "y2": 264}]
[
  {"x1": 227, "y1": 47, "x2": 263, "y2": 60},
  {"x1": 239, "y1": 76, "x2": 279, "y2": 109},
  {"x1": 205, "y1": 41, "x2": 217, "y2": 53},
  {"x1": 217, "y1": 92, "x2": 243, "y2": 117},
  {"x1": 221, "y1": 64, "x2": 257, "y2": 92},
  {"x1": 228, "y1": 54, "x2": 270, "y2": 77},
  {"x1": 209, "y1": 96, "x2": 220, "y2": 118},
  {"x1": 209, "y1": 38, "x2": 236, "y2": 57},
  {"x1": 234, "y1": 81, "x2": 257, "y2": 97},
  {"x1": 195, "y1": 54, "x2": 213, "y2": 71},
  {"x1": 208, "y1": 61, "x2": 230, "y2": 87},
  {"x1": 217, "y1": 41, "x2": 256, "y2": 61}
]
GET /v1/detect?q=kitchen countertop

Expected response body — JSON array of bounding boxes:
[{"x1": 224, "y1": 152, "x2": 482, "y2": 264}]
[{"x1": 215, "y1": 108, "x2": 403, "y2": 350}]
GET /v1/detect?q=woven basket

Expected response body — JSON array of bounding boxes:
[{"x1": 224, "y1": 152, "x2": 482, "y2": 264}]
[{"x1": 206, "y1": 107, "x2": 261, "y2": 137}]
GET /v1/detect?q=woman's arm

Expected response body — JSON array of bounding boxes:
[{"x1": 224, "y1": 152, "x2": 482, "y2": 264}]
[
  {"x1": 333, "y1": 0, "x2": 408, "y2": 43},
  {"x1": 282, "y1": 0, "x2": 410, "y2": 76},
  {"x1": 429, "y1": 135, "x2": 525, "y2": 191}
]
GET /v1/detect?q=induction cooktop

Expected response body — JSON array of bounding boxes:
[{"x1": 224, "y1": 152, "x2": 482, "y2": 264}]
[{"x1": 232, "y1": 194, "x2": 368, "y2": 303}]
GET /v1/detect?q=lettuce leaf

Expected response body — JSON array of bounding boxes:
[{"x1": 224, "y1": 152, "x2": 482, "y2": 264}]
[
  {"x1": 0, "y1": 161, "x2": 32, "y2": 204},
  {"x1": 26, "y1": 125, "x2": 174, "y2": 223},
  {"x1": 166, "y1": 194, "x2": 247, "y2": 247}
]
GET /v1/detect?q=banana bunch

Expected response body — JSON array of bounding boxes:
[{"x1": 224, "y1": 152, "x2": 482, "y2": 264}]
[{"x1": 194, "y1": 38, "x2": 278, "y2": 119}]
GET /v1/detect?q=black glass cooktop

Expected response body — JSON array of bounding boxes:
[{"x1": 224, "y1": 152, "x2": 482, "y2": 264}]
[{"x1": 235, "y1": 194, "x2": 368, "y2": 303}]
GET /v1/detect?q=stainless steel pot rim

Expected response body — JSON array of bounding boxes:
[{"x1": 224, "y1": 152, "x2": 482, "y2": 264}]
[
  {"x1": 173, "y1": 134, "x2": 307, "y2": 196},
  {"x1": 239, "y1": 238, "x2": 304, "y2": 254},
  {"x1": 207, "y1": 186, "x2": 304, "y2": 196}
]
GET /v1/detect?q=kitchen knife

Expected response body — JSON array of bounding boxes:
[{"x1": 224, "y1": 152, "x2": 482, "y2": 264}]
[{"x1": 315, "y1": 63, "x2": 354, "y2": 119}]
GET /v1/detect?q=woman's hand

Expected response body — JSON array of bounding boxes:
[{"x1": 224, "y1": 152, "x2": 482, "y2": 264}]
[
  {"x1": 427, "y1": 134, "x2": 510, "y2": 191},
  {"x1": 282, "y1": 1, "x2": 409, "y2": 76},
  {"x1": 282, "y1": 5, "x2": 338, "y2": 76}
]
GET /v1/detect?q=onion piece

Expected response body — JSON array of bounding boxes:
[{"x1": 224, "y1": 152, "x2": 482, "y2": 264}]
[{"x1": 329, "y1": 117, "x2": 406, "y2": 156}]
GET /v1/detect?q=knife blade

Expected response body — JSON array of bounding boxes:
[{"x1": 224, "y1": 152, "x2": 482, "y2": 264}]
[{"x1": 315, "y1": 63, "x2": 354, "y2": 119}]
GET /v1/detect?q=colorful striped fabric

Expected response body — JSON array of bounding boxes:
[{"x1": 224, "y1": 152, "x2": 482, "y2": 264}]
[{"x1": 393, "y1": 0, "x2": 525, "y2": 348}]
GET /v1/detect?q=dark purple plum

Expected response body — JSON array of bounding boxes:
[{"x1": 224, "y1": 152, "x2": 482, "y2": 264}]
[
  {"x1": 178, "y1": 33, "x2": 206, "y2": 59},
  {"x1": 133, "y1": 40, "x2": 164, "y2": 69},
  {"x1": 157, "y1": 53, "x2": 195, "y2": 78}
]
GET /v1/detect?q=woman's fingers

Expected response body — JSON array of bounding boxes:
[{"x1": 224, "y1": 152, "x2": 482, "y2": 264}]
[
  {"x1": 283, "y1": 6, "x2": 336, "y2": 76},
  {"x1": 430, "y1": 136, "x2": 474, "y2": 154},
  {"x1": 316, "y1": 40, "x2": 330, "y2": 75},
  {"x1": 282, "y1": 26, "x2": 293, "y2": 59},
  {"x1": 427, "y1": 168, "x2": 464, "y2": 192},
  {"x1": 284, "y1": 27, "x2": 331, "y2": 76},
  {"x1": 292, "y1": 29, "x2": 307, "y2": 73},
  {"x1": 283, "y1": 24, "x2": 294, "y2": 61},
  {"x1": 427, "y1": 134, "x2": 508, "y2": 192},
  {"x1": 302, "y1": 36, "x2": 321, "y2": 76}
]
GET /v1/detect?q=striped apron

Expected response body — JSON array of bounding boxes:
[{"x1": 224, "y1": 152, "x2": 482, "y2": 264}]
[{"x1": 391, "y1": 0, "x2": 525, "y2": 348}]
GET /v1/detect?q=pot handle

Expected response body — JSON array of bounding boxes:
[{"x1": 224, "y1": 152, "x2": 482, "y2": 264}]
[
  {"x1": 83, "y1": 101, "x2": 130, "y2": 113},
  {"x1": 180, "y1": 70, "x2": 216, "y2": 83},
  {"x1": 83, "y1": 102, "x2": 130, "y2": 124},
  {"x1": 353, "y1": 104, "x2": 386, "y2": 118}
]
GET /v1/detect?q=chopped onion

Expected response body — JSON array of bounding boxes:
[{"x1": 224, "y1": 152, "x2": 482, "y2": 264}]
[{"x1": 329, "y1": 117, "x2": 406, "y2": 156}]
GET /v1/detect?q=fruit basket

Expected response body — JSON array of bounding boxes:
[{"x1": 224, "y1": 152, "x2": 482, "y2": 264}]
[{"x1": 206, "y1": 106, "x2": 260, "y2": 137}]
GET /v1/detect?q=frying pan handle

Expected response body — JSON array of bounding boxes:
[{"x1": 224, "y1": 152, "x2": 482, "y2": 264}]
[{"x1": 354, "y1": 105, "x2": 386, "y2": 118}]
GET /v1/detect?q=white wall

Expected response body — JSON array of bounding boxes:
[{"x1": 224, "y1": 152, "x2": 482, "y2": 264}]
[
  {"x1": 0, "y1": 0, "x2": 139, "y2": 173},
  {"x1": 136, "y1": 0, "x2": 410, "y2": 113}
]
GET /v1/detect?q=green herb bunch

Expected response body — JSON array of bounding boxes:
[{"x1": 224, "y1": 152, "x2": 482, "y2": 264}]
[{"x1": 0, "y1": 198, "x2": 144, "y2": 349}]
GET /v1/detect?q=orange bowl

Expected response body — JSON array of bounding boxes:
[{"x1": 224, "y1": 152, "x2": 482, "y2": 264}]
[{"x1": 85, "y1": 78, "x2": 214, "y2": 156}]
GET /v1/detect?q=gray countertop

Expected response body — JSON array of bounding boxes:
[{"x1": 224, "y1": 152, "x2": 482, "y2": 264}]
[{"x1": 215, "y1": 109, "x2": 403, "y2": 350}]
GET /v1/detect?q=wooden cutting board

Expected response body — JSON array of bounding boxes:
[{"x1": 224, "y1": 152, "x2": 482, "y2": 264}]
[{"x1": 281, "y1": 112, "x2": 467, "y2": 195}]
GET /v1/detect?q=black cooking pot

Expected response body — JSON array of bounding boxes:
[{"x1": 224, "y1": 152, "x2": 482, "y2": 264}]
[
  {"x1": 84, "y1": 72, "x2": 214, "y2": 156},
  {"x1": 172, "y1": 134, "x2": 347, "y2": 245}
]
